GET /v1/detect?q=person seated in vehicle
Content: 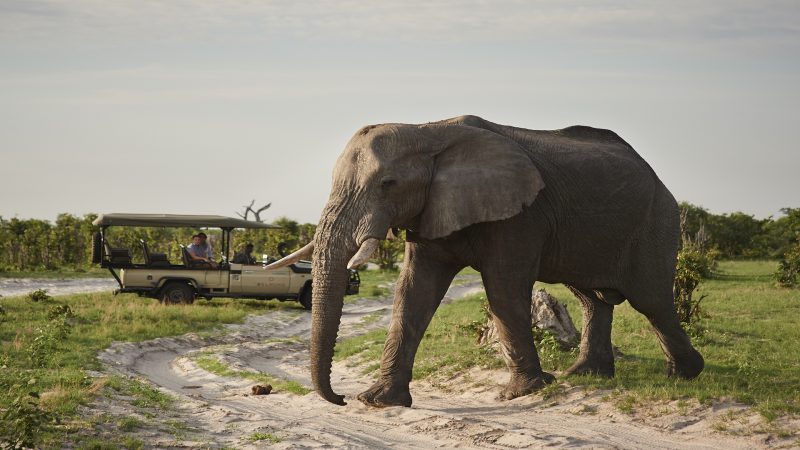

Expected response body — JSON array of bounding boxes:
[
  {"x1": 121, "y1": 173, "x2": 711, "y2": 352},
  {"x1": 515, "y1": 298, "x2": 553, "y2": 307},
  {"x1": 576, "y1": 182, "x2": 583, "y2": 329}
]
[
  {"x1": 187, "y1": 233, "x2": 217, "y2": 267},
  {"x1": 232, "y1": 243, "x2": 257, "y2": 265}
]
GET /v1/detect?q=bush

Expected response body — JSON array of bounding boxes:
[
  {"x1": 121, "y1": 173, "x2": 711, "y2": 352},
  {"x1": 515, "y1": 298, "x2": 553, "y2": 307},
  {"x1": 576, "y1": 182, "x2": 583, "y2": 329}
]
[
  {"x1": 0, "y1": 389, "x2": 56, "y2": 450},
  {"x1": 775, "y1": 238, "x2": 800, "y2": 288},
  {"x1": 27, "y1": 289, "x2": 52, "y2": 303},
  {"x1": 674, "y1": 209, "x2": 716, "y2": 324}
]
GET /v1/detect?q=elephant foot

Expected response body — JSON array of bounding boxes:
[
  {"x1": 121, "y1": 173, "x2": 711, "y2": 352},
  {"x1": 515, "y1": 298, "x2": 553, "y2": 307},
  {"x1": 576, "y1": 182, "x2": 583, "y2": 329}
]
[
  {"x1": 667, "y1": 349, "x2": 704, "y2": 379},
  {"x1": 563, "y1": 355, "x2": 615, "y2": 378},
  {"x1": 497, "y1": 372, "x2": 556, "y2": 401},
  {"x1": 357, "y1": 379, "x2": 412, "y2": 408}
]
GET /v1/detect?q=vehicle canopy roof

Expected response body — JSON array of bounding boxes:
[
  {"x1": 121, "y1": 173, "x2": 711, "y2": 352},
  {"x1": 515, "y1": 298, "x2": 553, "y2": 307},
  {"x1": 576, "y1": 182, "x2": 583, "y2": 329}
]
[{"x1": 93, "y1": 213, "x2": 281, "y2": 229}]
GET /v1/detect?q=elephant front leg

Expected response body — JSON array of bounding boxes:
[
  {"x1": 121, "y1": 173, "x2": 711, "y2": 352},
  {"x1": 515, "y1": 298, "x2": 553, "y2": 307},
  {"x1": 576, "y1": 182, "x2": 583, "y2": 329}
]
[
  {"x1": 483, "y1": 276, "x2": 556, "y2": 400},
  {"x1": 357, "y1": 244, "x2": 461, "y2": 408}
]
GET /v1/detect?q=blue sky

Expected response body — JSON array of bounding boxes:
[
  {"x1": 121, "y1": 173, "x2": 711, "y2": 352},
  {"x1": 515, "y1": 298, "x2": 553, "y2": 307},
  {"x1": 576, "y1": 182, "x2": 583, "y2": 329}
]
[{"x1": 1, "y1": 1, "x2": 798, "y2": 223}]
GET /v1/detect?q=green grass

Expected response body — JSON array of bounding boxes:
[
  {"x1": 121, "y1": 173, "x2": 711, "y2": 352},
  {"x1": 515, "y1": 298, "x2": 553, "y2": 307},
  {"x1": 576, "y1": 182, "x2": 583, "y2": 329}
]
[
  {"x1": 0, "y1": 290, "x2": 302, "y2": 447},
  {"x1": 0, "y1": 265, "x2": 404, "y2": 446},
  {"x1": 192, "y1": 352, "x2": 311, "y2": 395},
  {"x1": 334, "y1": 294, "x2": 503, "y2": 379},
  {"x1": 554, "y1": 260, "x2": 800, "y2": 418},
  {"x1": 246, "y1": 431, "x2": 281, "y2": 443},
  {"x1": 346, "y1": 269, "x2": 399, "y2": 301},
  {"x1": 346, "y1": 267, "x2": 481, "y2": 301},
  {"x1": 335, "y1": 260, "x2": 800, "y2": 419},
  {"x1": 126, "y1": 379, "x2": 174, "y2": 410}
]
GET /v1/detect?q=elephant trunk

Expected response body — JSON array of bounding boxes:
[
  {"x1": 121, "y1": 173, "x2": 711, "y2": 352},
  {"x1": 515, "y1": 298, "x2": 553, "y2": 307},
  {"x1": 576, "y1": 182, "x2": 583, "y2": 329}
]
[
  {"x1": 309, "y1": 250, "x2": 351, "y2": 405},
  {"x1": 309, "y1": 197, "x2": 367, "y2": 406}
]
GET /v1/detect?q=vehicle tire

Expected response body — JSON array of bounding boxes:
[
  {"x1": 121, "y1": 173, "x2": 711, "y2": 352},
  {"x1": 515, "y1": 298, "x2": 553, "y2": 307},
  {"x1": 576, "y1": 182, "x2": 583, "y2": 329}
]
[
  {"x1": 91, "y1": 232, "x2": 103, "y2": 264},
  {"x1": 160, "y1": 282, "x2": 195, "y2": 305},
  {"x1": 299, "y1": 284, "x2": 312, "y2": 310}
]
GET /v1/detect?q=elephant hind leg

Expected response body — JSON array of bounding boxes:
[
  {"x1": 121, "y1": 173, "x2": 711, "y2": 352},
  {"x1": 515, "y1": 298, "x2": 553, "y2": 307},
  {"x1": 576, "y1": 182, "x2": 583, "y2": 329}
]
[
  {"x1": 625, "y1": 286, "x2": 704, "y2": 379},
  {"x1": 563, "y1": 286, "x2": 618, "y2": 378}
]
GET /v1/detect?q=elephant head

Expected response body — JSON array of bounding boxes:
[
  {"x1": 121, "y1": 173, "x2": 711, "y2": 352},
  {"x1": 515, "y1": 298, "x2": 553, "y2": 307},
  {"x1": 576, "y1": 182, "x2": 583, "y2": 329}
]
[{"x1": 271, "y1": 118, "x2": 545, "y2": 405}]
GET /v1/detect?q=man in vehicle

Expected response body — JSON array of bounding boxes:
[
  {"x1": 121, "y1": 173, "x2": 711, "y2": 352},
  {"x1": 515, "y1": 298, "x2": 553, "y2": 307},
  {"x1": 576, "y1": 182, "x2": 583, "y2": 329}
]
[
  {"x1": 187, "y1": 233, "x2": 216, "y2": 267},
  {"x1": 232, "y1": 243, "x2": 257, "y2": 264}
]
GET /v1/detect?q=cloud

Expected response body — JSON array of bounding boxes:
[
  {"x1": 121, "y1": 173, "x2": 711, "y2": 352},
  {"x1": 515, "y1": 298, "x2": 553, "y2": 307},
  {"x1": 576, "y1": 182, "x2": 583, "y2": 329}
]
[{"x1": 1, "y1": 0, "x2": 797, "y2": 46}]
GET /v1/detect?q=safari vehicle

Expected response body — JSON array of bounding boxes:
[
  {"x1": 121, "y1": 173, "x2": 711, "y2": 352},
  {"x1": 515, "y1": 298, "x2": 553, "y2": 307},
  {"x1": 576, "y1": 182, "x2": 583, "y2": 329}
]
[{"x1": 90, "y1": 213, "x2": 360, "y2": 309}]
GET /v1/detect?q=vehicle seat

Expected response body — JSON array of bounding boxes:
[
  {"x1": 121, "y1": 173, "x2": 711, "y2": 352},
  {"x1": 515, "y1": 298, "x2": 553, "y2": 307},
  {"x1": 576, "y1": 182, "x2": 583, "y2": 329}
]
[
  {"x1": 140, "y1": 239, "x2": 170, "y2": 268},
  {"x1": 103, "y1": 242, "x2": 132, "y2": 266},
  {"x1": 180, "y1": 244, "x2": 211, "y2": 269}
]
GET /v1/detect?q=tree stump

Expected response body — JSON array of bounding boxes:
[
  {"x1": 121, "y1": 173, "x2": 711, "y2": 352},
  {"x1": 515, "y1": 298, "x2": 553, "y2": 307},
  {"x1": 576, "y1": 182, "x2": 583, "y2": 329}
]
[{"x1": 479, "y1": 289, "x2": 578, "y2": 350}]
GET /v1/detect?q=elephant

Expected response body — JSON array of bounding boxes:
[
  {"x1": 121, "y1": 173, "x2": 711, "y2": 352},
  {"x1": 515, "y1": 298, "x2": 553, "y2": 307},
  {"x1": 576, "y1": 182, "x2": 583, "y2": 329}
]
[{"x1": 267, "y1": 115, "x2": 704, "y2": 408}]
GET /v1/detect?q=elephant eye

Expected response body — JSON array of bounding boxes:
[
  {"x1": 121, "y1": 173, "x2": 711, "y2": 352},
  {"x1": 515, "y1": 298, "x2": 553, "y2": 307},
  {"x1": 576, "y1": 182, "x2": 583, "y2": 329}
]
[{"x1": 380, "y1": 177, "x2": 397, "y2": 189}]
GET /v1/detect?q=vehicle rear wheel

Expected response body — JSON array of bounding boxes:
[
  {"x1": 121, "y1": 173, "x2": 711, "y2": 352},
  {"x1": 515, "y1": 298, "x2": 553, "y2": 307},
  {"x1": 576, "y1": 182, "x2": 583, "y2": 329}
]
[
  {"x1": 299, "y1": 285, "x2": 312, "y2": 310},
  {"x1": 160, "y1": 282, "x2": 195, "y2": 305}
]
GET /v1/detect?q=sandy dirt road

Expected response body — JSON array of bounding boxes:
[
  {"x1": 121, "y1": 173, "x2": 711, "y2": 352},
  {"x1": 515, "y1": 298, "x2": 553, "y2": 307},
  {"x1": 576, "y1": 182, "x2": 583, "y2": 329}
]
[
  {"x1": 90, "y1": 279, "x2": 790, "y2": 449},
  {"x1": 0, "y1": 277, "x2": 117, "y2": 297}
]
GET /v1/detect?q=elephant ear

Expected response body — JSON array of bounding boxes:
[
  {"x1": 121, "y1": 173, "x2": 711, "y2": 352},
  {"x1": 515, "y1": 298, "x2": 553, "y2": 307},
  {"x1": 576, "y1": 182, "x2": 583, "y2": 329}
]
[{"x1": 418, "y1": 126, "x2": 545, "y2": 239}]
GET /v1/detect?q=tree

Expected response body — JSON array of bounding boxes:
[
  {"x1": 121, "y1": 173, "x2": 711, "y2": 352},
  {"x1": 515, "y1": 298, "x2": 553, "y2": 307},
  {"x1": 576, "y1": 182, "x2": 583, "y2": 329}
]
[
  {"x1": 761, "y1": 208, "x2": 800, "y2": 258},
  {"x1": 236, "y1": 200, "x2": 271, "y2": 222},
  {"x1": 706, "y1": 212, "x2": 766, "y2": 258}
]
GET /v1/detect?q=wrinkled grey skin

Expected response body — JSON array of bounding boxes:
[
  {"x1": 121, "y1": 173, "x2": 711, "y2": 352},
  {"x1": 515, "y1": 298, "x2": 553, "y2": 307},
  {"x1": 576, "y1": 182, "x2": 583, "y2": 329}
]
[{"x1": 310, "y1": 115, "x2": 704, "y2": 407}]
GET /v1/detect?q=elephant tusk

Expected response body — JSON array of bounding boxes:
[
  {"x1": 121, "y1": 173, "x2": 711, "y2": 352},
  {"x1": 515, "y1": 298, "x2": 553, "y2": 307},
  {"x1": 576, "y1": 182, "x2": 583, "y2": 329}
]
[
  {"x1": 347, "y1": 238, "x2": 379, "y2": 269},
  {"x1": 263, "y1": 242, "x2": 314, "y2": 270},
  {"x1": 386, "y1": 228, "x2": 397, "y2": 240}
]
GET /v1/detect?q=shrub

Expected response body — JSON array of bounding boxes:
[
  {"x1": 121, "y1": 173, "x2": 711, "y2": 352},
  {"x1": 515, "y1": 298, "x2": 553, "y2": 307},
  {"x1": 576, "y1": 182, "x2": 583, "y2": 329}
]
[
  {"x1": 27, "y1": 289, "x2": 52, "y2": 303},
  {"x1": 674, "y1": 209, "x2": 716, "y2": 324},
  {"x1": 28, "y1": 305, "x2": 74, "y2": 368},
  {"x1": 46, "y1": 304, "x2": 74, "y2": 321},
  {"x1": 775, "y1": 238, "x2": 800, "y2": 288},
  {"x1": 0, "y1": 388, "x2": 57, "y2": 449}
]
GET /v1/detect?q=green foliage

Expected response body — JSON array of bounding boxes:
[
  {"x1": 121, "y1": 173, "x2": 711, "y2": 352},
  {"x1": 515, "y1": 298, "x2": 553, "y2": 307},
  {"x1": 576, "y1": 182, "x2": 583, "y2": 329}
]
[
  {"x1": 247, "y1": 431, "x2": 281, "y2": 443},
  {"x1": 0, "y1": 389, "x2": 57, "y2": 449},
  {"x1": 762, "y1": 208, "x2": 800, "y2": 257},
  {"x1": 774, "y1": 238, "x2": 800, "y2": 287},
  {"x1": 0, "y1": 290, "x2": 293, "y2": 448},
  {"x1": 531, "y1": 328, "x2": 576, "y2": 371},
  {"x1": 0, "y1": 213, "x2": 98, "y2": 272},
  {"x1": 374, "y1": 230, "x2": 405, "y2": 270},
  {"x1": 232, "y1": 216, "x2": 316, "y2": 261},
  {"x1": 674, "y1": 207, "x2": 717, "y2": 324},
  {"x1": 0, "y1": 294, "x2": 74, "y2": 448},
  {"x1": 47, "y1": 304, "x2": 74, "y2": 321},
  {"x1": 674, "y1": 246, "x2": 708, "y2": 324},
  {"x1": 28, "y1": 316, "x2": 72, "y2": 367},
  {"x1": 127, "y1": 380, "x2": 174, "y2": 410},
  {"x1": 706, "y1": 211, "x2": 767, "y2": 258},
  {"x1": 677, "y1": 202, "x2": 800, "y2": 259},
  {"x1": 27, "y1": 288, "x2": 52, "y2": 302},
  {"x1": 0, "y1": 213, "x2": 319, "y2": 273}
]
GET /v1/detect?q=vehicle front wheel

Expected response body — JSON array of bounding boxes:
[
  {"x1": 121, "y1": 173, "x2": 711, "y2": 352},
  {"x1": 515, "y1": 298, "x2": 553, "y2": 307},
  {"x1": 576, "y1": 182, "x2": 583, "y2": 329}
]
[
  {"x1": 160, "y1": 282, "x2": 195, "y2": 305},
  {"x1": 299, "y1": 285, "x2": 312, "y2": 310}
]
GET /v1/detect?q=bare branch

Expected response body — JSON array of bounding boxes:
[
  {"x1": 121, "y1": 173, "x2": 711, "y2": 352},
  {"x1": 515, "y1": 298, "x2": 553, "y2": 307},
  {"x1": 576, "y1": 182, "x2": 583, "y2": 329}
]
[{"x1": 253, "y1": 203, "x2": 272, "y2": 222}]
